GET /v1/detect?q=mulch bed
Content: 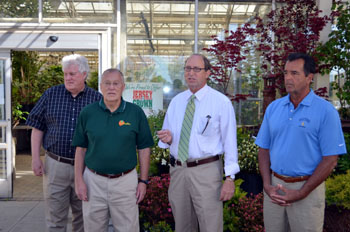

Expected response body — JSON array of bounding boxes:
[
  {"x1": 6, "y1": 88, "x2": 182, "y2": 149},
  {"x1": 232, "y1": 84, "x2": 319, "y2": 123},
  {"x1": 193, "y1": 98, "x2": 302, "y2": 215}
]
[{"x1": 324, "y1": 205, "x2": 350, "y2": 232}]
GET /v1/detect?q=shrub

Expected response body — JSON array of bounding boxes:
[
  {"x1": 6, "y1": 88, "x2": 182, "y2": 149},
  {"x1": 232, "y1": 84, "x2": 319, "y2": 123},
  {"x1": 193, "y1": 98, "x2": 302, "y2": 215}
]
[
  {"x1": 147, "y1": 111, "x2": 170, "y2": 175},
  {"x1": 233, "y1": 192, "x2": 264, "y2": 232},
  {"x1": 326, "y1": 170, "x2": 350, "y2": 209},
  {"x1": 334, "y1": 133, "x2": 350, "y2": 174},
  {"x1": 139, "y1": 174, "x2": 174, "y2": 228},
  {"x1": 223, "y1": 179, "x2": 247, "y2": 232},
  {"x1": 142, "y1": 221, "x2": 173, "y2": 232},
  {"x1": 238, "y1": 136, "x2": 259, "y2": 174}
]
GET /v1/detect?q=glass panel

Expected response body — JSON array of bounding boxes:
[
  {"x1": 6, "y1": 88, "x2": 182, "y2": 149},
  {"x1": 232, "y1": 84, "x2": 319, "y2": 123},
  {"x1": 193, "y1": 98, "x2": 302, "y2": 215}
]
[
  {"x1": 43, "y1": 0, "x2": 115, "y2": 23},
  {"x1": 199, "y1": 1, "x2": 271, "y2": 125},
  {"x1": 0, "y1": 59, "x2": 5, "y2": 179},
  {"x1": 0, "y1": 149, "x2": 6, "y2": 179},
  {"x1": 0, "y1": 60, "x2": 5, "y2": 121},
  {"x1": 0, "y1": 0, "x2": 39, "y2": 22},
  {"x1": 125, "y1": 0, "x2": 195, "y2": 108}
]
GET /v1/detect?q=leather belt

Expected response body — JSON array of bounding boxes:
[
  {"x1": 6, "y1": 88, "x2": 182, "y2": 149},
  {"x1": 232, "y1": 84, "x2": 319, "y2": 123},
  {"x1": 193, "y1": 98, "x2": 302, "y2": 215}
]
[
  {"x1": 272, "y1": 171, "x2": 310, "y2": 183},
  {"x1": 46, "y1": 151, "x2": 74, "y2": 166},
  {"x1": 173, "y1": 155, "x2": 220, "y2": 168},
  {"x1": 88, "y1": 167, "x2": 134, "y2": 179}
]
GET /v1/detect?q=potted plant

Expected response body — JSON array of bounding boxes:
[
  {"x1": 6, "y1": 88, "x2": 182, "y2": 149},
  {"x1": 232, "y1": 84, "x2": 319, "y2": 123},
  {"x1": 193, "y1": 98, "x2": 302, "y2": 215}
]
[{"x1": 317, "y1": 1, "x2": 350, "y2": 120}]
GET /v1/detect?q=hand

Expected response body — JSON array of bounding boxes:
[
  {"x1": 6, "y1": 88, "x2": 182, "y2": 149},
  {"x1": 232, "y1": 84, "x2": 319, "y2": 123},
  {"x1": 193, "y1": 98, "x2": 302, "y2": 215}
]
[
  {"x1": 219, "y1": 179, "x2": 235, "y2": 201},
  {"x1": 269, "y1": 184, "x2": 305, "y2": 205},
  {"x1": 264, "y1": 184, "x2": 290, "y2": 206},
  {"x1": 75, "y1": 179, "x2": 88, "y2": 201},
  {"x1": 157, "y1": 130, "x2": 172, "y2": 145},
  {"x1": 32, "y1": 157, "x2": 44, "y2": 176},
  {"x1": 136, "y1": 182, "x2": 147, "y2": 204}
]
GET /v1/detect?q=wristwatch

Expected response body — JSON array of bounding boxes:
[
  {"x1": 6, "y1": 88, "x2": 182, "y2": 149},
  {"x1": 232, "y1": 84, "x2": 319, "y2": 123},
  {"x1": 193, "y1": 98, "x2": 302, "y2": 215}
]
[
  {"x1": 138, "y1": 179, "x2": 149, "y2": 185},
  {"x1": 225, "y1": 176, "x2": 235, "y2": 182}
]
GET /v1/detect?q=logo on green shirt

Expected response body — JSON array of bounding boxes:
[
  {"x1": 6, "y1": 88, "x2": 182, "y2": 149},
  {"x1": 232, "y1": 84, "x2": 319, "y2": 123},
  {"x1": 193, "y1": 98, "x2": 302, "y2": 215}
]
[{"x1": 119, "y1": 120, "x2": 131, "y2": 126}]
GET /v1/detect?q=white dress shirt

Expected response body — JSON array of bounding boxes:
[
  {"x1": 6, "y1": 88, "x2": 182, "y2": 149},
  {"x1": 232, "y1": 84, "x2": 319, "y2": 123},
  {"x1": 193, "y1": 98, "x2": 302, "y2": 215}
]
[{"x1": 158, "y1": 84, "x2": 240, "y2": 178}]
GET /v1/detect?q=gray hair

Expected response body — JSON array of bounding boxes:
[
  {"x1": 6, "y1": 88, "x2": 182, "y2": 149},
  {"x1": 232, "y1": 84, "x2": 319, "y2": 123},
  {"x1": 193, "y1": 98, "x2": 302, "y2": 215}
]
[
  {"x1": 101, "y1": 68, "x2": 125, "y2": 84},
  {"x1": 62, "y1": 54, "x2": 90, "y2": 78}
]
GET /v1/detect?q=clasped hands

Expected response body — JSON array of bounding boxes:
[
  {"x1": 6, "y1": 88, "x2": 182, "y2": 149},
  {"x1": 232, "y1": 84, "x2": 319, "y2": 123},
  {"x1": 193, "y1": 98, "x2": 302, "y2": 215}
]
[{"x1": 265, "y1": 184, "x2": 305, "y2": 206}]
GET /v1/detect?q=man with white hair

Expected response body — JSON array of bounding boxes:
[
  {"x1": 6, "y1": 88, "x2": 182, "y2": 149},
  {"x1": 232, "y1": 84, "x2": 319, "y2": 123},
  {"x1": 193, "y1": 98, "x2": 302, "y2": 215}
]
[{"x1": 27, "y1": 54, "x2": 102, "y2": 232}]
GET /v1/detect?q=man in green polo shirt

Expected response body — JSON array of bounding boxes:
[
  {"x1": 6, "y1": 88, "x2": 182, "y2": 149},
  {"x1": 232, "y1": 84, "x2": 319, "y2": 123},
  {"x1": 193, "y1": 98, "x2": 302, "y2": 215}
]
[{"x1": 72, "y1": 68, "x2": 154, "y2": 232}]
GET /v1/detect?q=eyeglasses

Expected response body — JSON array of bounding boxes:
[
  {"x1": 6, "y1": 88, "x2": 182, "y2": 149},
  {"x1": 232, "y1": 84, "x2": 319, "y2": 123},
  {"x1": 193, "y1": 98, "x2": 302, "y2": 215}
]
[{"x1": 184, "y1": 66, "x2": 206, "y2": 73}]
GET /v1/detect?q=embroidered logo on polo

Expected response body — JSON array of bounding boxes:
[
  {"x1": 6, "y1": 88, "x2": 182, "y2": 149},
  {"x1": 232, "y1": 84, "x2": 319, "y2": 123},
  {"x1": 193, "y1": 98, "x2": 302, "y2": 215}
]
[
  {"x1": 119, "y1": 120, "x2": 131, "y2": 126},
  {"x1": 299, "y1": 118, "x2": 310, "y2": 128}
]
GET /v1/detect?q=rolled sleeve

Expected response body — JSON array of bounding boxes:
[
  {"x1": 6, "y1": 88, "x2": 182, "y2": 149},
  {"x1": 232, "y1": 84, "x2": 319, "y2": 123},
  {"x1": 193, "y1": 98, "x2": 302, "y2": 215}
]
[{"x1": 221, "y1": 100, "x2": 240, "y2": 178}]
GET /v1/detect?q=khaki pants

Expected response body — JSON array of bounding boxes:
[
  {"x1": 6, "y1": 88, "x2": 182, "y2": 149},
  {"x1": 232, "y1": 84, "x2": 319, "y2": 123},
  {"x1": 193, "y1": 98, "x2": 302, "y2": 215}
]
[
  {"x1": 264, "y1": 174, "x2": 325, "y2": 232},
  {"x1": 168, "y1": 159, "x2": 223, "y2": 232},
  {"x1": 43, "y1": 154, "x2": 83, "y2": 232},
  {"x1": 82, "y1": 167, "x2": 139, "y2": 232}
]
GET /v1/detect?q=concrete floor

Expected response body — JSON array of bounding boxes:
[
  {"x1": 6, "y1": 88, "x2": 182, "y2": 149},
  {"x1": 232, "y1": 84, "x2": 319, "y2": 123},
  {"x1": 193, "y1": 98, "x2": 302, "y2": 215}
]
[{"x1": 13, "y1": 154, "x2": 44, "y2": 201}]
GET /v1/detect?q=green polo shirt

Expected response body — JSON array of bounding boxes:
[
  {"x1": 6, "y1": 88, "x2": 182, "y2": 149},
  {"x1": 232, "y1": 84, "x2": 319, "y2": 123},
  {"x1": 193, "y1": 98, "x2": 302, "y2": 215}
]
[{"x1": 72, "y1": 98, "x2": 154, "y2": 174}]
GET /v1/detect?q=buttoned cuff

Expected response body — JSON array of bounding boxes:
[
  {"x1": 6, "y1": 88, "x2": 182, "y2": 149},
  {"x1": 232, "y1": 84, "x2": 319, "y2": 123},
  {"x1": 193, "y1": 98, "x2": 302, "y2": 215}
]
[
  {"x1": 158, "y1": 140, "x2": 170, "y2": 149},
  {"x1": 224, "y1": 162, "x2": 240, "y2": 180}
]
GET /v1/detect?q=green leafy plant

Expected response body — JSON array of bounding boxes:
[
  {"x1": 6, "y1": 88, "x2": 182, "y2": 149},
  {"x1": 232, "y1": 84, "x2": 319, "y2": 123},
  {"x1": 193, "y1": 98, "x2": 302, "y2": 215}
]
[
  {"x1": 11, "y1": 51, "x2": 44, "y2": 105},
  {"x1": 223, "y1": 179, "x2": 247, "y2": 232},
  {"x1": 334, "y1": 133, "x2": 350, "y2": 174},
  {"x1": 11, "y1": 51, "x2": 64, "y2": 127},
  {"x1": 12, "y1": 103, "x2": 29, "y2": 128},
  {"x1": 224, "y1": 180, "x2": 264, "y2": 232},
  {"x1": 142, "y1": 221, "x2": 173, "y2": 232},
  {"x1": 238, "y1": 136, "x2": 259, "y2": 174},
  {"x1": 87, "y1": 71, "x2": 99, "y2": 90},
  {"x1": 326, "y1": 170, "x2": 350, "y2": 209},
  {"x1": 147, "y1": 111, "x2": 170, "y2": 175},
  {"x1": 317, "y1": 1, "x2": 350, "y2": 119},
  {"x1": 0, "y1": 0, "x2": 51, "y2": 18}
]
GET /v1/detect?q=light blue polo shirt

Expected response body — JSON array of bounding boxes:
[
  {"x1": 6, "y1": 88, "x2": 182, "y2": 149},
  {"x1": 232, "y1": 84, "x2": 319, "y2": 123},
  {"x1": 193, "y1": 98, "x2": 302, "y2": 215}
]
[{"x1": 255, "y1": 90, "x2": 347, "y2": 176}]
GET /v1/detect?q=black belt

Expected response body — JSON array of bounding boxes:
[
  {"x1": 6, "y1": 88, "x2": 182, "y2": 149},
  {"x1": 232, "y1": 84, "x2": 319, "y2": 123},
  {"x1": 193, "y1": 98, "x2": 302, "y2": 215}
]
[
  {"x1": 88, "y1": 167, "x2": 134, "y2": 179},
  {"x1": 46, "y1": 151, "x2": 74, "y2": 166},
  {"x1": 170, "y1": 155, "x2": 220, "y2": 168}
]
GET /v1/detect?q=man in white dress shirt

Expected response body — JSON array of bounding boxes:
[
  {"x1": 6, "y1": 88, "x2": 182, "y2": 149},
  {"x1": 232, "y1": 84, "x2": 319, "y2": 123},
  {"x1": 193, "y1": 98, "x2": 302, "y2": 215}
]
[{"x1": 157, "y1": 54, "x2": 239, "y2": 232}]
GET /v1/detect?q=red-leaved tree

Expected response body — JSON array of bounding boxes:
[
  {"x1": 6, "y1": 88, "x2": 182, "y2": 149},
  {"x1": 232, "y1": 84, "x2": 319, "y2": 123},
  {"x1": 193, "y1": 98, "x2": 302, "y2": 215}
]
[
  {"x1": 255, "y1": 0, "x2": 330, "y2": 111},
  {"x1": 204, "y1": 0, "x2": 330, "y2": 112},
  {"x1": 203, "y1": 23, "x2": 257, "y2": 102}
]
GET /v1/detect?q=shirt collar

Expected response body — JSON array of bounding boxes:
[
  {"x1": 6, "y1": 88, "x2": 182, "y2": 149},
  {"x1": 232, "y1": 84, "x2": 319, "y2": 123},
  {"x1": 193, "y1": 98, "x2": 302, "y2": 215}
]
[
  {"x1": 283, "y1": 89, "x2": 314, "y2": 106},
  {"x1": 184, "y1": 84, "x2": 209, "y2": 102},
  {"x1": 99, "y1": 97, "x2": 126, "y2": 113},
  {"x1": 65, "y1": 83, "x2": 88, "y2": 98}
]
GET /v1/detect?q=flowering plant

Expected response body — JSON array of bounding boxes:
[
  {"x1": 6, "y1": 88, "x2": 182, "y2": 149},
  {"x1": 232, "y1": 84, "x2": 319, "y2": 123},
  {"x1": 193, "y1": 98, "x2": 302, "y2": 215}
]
[
  {"x1": 238, "y1": 136, "x2": 259, "y2": 174},
  {"x1": 233, "y1": 192, "x2": 264, "y2": 232},
  {"x1": 139, "y1": 174, "x2": 174, "y2": 229}
]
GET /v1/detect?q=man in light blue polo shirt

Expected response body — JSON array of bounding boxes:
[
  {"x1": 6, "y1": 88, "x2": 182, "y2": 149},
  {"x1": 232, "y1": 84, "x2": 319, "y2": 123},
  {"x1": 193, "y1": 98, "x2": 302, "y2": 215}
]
[{"x1": 255, "y1": 53, "x2": 347, "y2": 232}]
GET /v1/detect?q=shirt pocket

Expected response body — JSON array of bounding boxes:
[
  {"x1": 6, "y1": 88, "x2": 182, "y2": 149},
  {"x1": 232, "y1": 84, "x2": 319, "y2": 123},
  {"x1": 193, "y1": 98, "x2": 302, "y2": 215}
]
[
  {"x1": 195, "y1": 116, "x2": 219, "y2": 154},
  {"x1": 196, "y1": 116, "x2": 219, "y2": 136}
]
